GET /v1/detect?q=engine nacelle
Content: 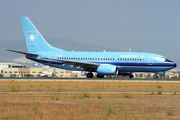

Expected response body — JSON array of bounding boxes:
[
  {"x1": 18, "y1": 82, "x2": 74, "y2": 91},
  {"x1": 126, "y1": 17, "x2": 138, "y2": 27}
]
[{"x1": 97, "y1": 65, "x2": 118, "y2": 75}]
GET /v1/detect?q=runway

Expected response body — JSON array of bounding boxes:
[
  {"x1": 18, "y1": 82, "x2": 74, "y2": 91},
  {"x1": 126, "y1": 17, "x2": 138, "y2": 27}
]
[{"x1": 0, "y1": 78, "x2": 180, "y2": 83}]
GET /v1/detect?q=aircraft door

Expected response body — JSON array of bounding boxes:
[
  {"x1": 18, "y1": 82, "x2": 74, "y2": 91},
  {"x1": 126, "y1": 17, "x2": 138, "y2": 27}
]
[
  {"x1": 148, "y1": 56, "x2": 153, "y2": 65},
  {"x1": 47, "y1": 54, "x2": 52, "y2": 64}
]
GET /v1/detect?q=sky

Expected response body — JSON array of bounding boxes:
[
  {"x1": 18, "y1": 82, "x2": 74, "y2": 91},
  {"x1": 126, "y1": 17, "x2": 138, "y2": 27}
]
[{"x1": 1, "y1": 0, "x2": 180, "y2": 66}]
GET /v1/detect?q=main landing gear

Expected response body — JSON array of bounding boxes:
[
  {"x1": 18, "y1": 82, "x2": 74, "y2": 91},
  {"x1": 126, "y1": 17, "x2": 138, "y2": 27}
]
[
  {"x1": 153, "y1": 75, "x2": 158, "y2": 79},
  {"x1": 129, "y1": 74, "x2": 134, "y2": 79},
  {"x1": 86, "y1": 73, "x2": 94, "y2": 78},
  {"x1": 86, "y1": 73, "x2": 105, "y2": 78}
]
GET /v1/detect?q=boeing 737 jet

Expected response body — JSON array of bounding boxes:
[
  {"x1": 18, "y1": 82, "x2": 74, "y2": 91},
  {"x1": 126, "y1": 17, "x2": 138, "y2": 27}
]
[{"x1": 7, "y1": 17, "x2": 177, "y2": 79}]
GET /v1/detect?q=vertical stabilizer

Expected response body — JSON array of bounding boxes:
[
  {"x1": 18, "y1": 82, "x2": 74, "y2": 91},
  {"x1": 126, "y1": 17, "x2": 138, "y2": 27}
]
[{"x1": 21, "y1": 16, "x2": 65, "y2": 53}]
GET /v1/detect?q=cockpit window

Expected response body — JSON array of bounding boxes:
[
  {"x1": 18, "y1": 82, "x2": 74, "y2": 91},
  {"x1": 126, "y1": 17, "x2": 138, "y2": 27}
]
[
  {"x1": 154, "y1": 57, "x2": 173, "y2": 62},
  {"x1": 165, "y1": 58, "x2": 173, "y2": 62},
  {"x1": 161, "y1": 57, "x2": 173, "y2": 62}
]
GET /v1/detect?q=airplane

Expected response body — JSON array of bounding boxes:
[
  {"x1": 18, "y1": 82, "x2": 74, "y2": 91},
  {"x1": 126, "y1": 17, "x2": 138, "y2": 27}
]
[
  {"x1": 40, "y1": 69, "x2": 56, "y2": 77},
  {"x1": 6, "y1": 16, "x2": 177, "y2": 79}
]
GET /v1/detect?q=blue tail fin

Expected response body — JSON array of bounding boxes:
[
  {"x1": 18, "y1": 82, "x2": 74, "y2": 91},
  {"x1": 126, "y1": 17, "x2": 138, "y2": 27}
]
[{"x1": 21, "y1": 16, "x2": 65, "y2": 53}]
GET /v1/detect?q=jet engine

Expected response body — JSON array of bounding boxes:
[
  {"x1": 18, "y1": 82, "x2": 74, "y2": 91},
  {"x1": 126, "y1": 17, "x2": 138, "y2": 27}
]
[{"x1": 97, "y1": 65, "x2": 118, "y2": 75}]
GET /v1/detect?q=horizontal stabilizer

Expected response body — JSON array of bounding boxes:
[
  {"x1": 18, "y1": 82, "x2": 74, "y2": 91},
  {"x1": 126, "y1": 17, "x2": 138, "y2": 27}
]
[{"x1": 6, "y1": 49, "x2": 38, "y2": 56}]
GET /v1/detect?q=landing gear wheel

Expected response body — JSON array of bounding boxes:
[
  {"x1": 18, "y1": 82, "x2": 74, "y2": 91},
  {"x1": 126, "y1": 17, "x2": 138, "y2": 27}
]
[
  {"x1": 97, "y1": 74, "x2": 104, "y2": 78},
  {"x1": 129, "y1": 74, "x2": 134, "y2": 79},
  {"x1": 86, "y1": 73, "x2": 94, "y2": 78},
  {"x1": 153, "y1": 75, "x2": 158, "y2": 79}
]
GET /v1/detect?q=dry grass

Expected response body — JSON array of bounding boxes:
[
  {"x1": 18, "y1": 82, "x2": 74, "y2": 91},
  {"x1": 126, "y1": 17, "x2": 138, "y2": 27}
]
[{"x1": 0, "y1": 80, "x2": 179, "y2": 120}]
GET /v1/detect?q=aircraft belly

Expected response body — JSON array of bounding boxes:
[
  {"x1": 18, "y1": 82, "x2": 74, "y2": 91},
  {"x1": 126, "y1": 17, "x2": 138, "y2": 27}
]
[{"x1": 118, "y1": 66, "x2": 172, "y2": 72}]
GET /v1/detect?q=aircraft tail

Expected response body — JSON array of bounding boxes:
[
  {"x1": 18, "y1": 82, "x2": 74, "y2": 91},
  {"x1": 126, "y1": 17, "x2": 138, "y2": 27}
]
[{"x1": 21, "y1": 16, "x2": 65, "y2": 53}]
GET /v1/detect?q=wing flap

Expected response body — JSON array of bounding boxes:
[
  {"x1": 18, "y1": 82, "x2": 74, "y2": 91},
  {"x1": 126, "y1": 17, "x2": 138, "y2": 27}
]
[{"x1": 41, "y1": 57, "x2": 99, "y2": 69}]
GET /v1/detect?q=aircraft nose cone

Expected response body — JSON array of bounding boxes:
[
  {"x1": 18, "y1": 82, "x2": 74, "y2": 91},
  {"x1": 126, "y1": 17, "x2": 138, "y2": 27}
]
[{"x1": 174, "y1": 63, "x2": 177, "y2": 68}]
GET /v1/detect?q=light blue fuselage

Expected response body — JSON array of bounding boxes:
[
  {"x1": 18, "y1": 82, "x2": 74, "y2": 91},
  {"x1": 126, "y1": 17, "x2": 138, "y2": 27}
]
[{"x1": 27, "y1": 51, "x2": 175, "y2": 73}]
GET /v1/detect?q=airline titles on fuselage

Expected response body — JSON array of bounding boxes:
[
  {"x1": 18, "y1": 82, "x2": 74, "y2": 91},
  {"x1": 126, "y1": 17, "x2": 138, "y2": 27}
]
[{"x1": 120, "y1": 55, "x2": 138, "y2": 58}]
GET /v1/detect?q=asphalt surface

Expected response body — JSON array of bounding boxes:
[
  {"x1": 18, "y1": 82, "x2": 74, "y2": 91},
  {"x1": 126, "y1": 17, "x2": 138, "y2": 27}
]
[{"x1": 0, "y1": 77, "x2": 180, "y2": 82}]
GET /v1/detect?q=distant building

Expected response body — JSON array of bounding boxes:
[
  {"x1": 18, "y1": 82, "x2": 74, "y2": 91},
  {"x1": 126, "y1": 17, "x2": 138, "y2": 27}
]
[
  {"x1": 3, "y1": 68, "x2": 78, "y2": 78},
  {"x1": 0, "y1": 63, "x2": 24, "y2": 73}
]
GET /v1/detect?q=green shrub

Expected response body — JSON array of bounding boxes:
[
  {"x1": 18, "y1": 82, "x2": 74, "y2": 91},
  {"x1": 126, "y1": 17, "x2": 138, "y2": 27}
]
[
  {"x1": 33, "y1": 100, "x2": 41, "y2": 114},
  {"x1": 157, "y1": 89, "x2": 162, "y2": 94},
  {"x1": 9, "y1": 84, "x2": 20, "y2": 92},
  {"x1": 157, "y1": 85, "x2": 162, "y2": 88},
  {"x1": 123, "y1": 93, "x2": 132, "y2": 98},
  {"x1": 14, "y1": 112, "x2": 27, "y2": 120},
  {"x1": 0, "y1": 74, "x2": 3, "y2": 77},
  {"x1": 37, "y1": 87, "x2": 44, "y2": 92},
  {"x1": 56, "y1": 85, "x2": 65, "y2": 92},
  {"x1": 98, "y1": 95, "x2": 102, "y2": 99},
  {"x1": 83, "y1": 105, "x2": 89, "y2": 114},
  {"x1": 71, "y1": 94, "x2": 77, "y2": 99},
  {"x1": 104, "y1": 103, "x2": 116, "y2": 116},
  {"x1": 165, "y1": 107, "x2": 174, "y2": 116},
  {"x1": 51, "y1": 94, "x2": 59, "y2": 100},
  {"x1": 78, "y1": 91, "x2": 90, "y2": 99},
  {"x1": 30, "y1": 85, "x2": 33, "y2": 88}
]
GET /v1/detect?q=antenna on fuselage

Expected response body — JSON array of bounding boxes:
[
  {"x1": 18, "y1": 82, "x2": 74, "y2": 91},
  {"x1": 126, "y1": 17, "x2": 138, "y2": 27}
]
[
  {"x1": 103, "y1": 49, "x2": 106, "y2": 52},
  {"x1": 129, "y1": 48, "x2": 131, "y2": 52}
]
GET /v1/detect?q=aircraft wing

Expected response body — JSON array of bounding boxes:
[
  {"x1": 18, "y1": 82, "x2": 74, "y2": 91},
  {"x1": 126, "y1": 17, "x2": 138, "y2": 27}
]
[{"x1": 41, "y1": 57, "x2": 99, "y2": 69}]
